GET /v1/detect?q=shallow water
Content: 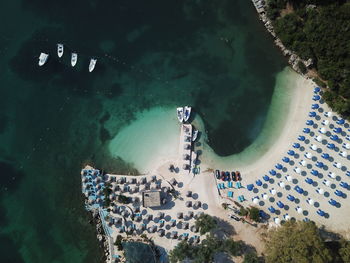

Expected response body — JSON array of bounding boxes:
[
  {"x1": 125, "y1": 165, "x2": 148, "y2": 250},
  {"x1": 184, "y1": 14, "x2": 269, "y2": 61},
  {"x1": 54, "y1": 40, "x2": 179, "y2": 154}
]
[{"x1": 0, "y1": 0, "x2": 286, "y2": 262}]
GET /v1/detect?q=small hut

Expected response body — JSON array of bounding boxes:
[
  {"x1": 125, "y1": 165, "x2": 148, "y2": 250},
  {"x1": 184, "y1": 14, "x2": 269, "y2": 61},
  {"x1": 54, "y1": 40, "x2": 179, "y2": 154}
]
[
  {"x1": 187, "y1": 211, "x2": 194, "y2": 219},
  {"x1": 177, "y1": 212, "x2": 183, "y2": 219},
  {"x1": 141, "y1": 177, "x2": 147, "y2": 184},
  {"x1": 186, "y1": 191, "x2": 192, "y2": 197},
  {"x1": 183, "y1": 222, "x2": 189, "y2": 229},
  {"x1": 149, "y1": 225, "x2": 157, "y2": 233},
  {"x1": 146, "y1": 214, "x2": 153, "y2": 221},
  {"x1": 157, "y1": 212, "x2": 164, "y2": 219},
  {"x1": 185, "y1": 201, "x2": 192, "y2": 207},
  {"x1": 171, "y1": 231, "x2": 178, "y2": 239},
  {"x1": 151, "y1": 175, "x2": 157, "y2": 182}
]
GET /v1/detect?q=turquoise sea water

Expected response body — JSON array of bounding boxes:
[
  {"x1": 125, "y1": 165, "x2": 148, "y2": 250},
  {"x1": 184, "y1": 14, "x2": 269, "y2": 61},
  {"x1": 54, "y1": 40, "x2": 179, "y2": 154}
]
[{"x1": 0, "y1": 0, "x2": 288, "y2": 262}]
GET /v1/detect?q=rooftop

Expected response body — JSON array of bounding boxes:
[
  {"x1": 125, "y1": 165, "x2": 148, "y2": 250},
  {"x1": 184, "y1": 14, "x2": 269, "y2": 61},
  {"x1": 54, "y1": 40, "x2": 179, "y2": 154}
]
[{"x1": 142, "y1": 190, "x2": 161, "y2": 208}]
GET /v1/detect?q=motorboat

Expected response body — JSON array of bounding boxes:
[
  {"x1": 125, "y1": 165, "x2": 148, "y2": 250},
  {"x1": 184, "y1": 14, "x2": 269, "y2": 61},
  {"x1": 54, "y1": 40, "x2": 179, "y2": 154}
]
[
  {"x1": 57, "y1": 43, "x2": 64, "y2": 58},
  {"x1": 71, "y1": 53, "x2": 78, "y2": 67},
  {"x1": 192, "y1": 129, "x2": 198, "y2": 141},
  {"x1": 177, "y1": 107, "x2": 184, "y2": 123},
  {"x1": 38, "y1": 53, "x2": 49, "y2": 66},
  {"x1": 184, "y1": 106, "x2": 191, "y2": 122},
  {"x1": 89, "y1": 58, "x2": 97, "y2": 72}
]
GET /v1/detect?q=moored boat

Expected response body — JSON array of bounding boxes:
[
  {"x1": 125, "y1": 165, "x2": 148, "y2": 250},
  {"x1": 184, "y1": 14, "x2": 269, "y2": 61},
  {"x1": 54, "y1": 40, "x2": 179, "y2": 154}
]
[
  {"x1": 38, "y1": 53, "x2": 49, "y2": 66},
  {"x1": 177, "y1": 107, "x2": 184, "y2": 123},
  {"x1": 184, "y1": 106, "x2": 191, "y2": 122},
  {"x1": 192, "y1": 130, "x2": 198, "y2": 141},
  {"x1": 71, "y1": 53, "x2": 78, "y2": 67},
  {"x1": 57, "y1": 43, "x2": 64, "y2": 58},
  {"x1": 89, "y1": 58, "x2": 97, "y2": 72}
]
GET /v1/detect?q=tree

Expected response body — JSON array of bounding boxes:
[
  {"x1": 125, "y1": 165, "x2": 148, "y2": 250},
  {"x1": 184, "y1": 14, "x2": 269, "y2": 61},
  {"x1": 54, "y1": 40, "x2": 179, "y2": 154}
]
[
  {"x1": 239, "y1": 207, "x2": 248, "y2": 217},
  {"x1": 264, "y1": 221, "x2": 333, "y2": 263},
  {"x1": 248, "y1": 207, "x2": 260, "y2": 222},
  {"x1": 195, "y1": 214, "x2": 217, "y2": 235},
  {"x1": 339, "y1": 240, "x2": 350, "y2": 263},
  {"x1": 221, "y1": 203, "x2": 228, "y2": 210},
  {"x1": 243, "y1": 252, "x2": 259, "y2": 263},
  {"x1": 169, "y1": 240, "x2": 193, "y2": 263},
  {"x1": 297, "y1": 61, "x2": 307, "y2": 74},
  {"x1": 114, "y1": 235, "x2": 123, "y2": 251},
  {"x1": 222, "y1": 239, "x2": 242, "y2": 257}
]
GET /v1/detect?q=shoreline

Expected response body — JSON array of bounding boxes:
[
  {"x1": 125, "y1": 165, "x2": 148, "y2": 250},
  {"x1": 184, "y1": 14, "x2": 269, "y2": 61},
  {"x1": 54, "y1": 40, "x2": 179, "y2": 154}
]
[{"x1": 249, "y1": 0, "x2": 313, "y2": 75}]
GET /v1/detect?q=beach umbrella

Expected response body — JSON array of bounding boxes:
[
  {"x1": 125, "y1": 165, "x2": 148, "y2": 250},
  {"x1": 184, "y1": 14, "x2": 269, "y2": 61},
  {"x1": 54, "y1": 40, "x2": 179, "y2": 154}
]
[
  {"x1": 307, "y1": 198, "x2": 314, "y2": 205},
  {"x1": 347, "y1": 171, "x2": 350, "y2": 177},
  {"x1": 300, "y1": 160, "x2": 307, "y2": 167},
  {"x1": 310, "y1": 144, "x2": 317, "y2": 151},
  {"x1": 305, "y1": 152, "x2": 313, "y2": 159},
  {"x1": 317, "y1": 188, "x2": 324, "y2": 195},
  {"x1": 256, "y1": 180, "x2": 263, "y2": 186},
  {"x1": 344, "y1": 143, "x2": 350, "y2": 149},
  {"x1": 303, "y1": 128, "x2": 311, "y2": 133},
  {"x1": 331, "y1": 135, "x2": 339, "y2": 141},
  {"x1": 314, "y1": 87, "x2": 321, "y2": 93},
  {"x1": 274, "y1": 217, "x2": 281, "y2": 224},
  {"x1": 194, "y1": 201, "x2": 201, "y2": 208},
  {"x1": 316, "y1": 161, "x2": 324, "y2": 168},
  {"x1": 185, "y1": 201, "x2": 192, "y2": 207},
  {"x1": 324, "y1": 180, "x2": 331, "y2": 187},
  {"x1": 340, "y1": 182, "x2": 349, "y2": 188},
  {"x1": 263, "y1": 175, "x2": 270, "y2": 182},
  {"x1": 334, "y1": 127, "x2": 342, "y2": 133},
  {"x1": 284, "y1": 214, "x2": 291, "y2": 220},
  {"x1": 286, "y1": 175, "x2": 293, "y2": 182},
  {"x1": 157, "y1": 229, "x2": 164, "y2": 237},
  {"x1": 329, "y1": 199, "x2": 337, "y2": 206},
  {"x1": 270, "y1": 188, "x2": 277, "y2": 195},
  {"x1": 275, "y1": 163, "x2": 283, "y2": 170},
  {"x1": 253, "y1": 198, "x2": 259, "y2": 204},
  {"x1": 298, "y1": 135, "x2": 306, "y2": 141},
  {"x1": 262, "y1": 193, "x2": 268, "y2": 200},
  {"x1": 268, "y1": 206, "x2": 276, "y2": 213},
  {"x1": 313, "y1": 95, "x2": 320, "y2": 101},
  {"x1": 335, "y1": 162, "x2": 342, "y2": 169},
  {"x1": 282, "y1": 157, "x2": 290, "y2": 163},
  {"x1": 312, "y1": 103, "x2": 319, "y2": 109},
  {"x1": 186, "y1": 191, "x2": 192, "y2": 197},
  {"x1": 177, "y1": 212, "x2": 183, "y2": 219},
  {"x1": 287, "y1": 150, "x2": 295, "y2": 156},
  {"x1": 247, "y1": 184, "x2": 254, "y2": 191},
  {"x1": 335, "y1": 190, "x2": 343, "y2": 197},
  {"x1": 322, "y1": 119, "x2": 329, "y2": 125},
  {"x1": 340, "y1": 151, "x2": 348, "y2": 158},
  {"x1": 325, "y1": 111, "x2": 332, "y2": 117},
  {"x1": 293, "y1": 143, "x2": 300, "y2": 149},
  {"x1": 319, "y1": 127, "x2": 326, "y2": 134},
  {"x1": 328, "y1": 172, "x2": 336, "y2": 179},
  {"x1": 187, "y1": 211, "x2": 194, "y2": 218},
  {"x1": 276, "y1": 201, "x2": 284, "y2": 209},
  {"x1": 317, "y1": 209, "x2": 325, "y2": 216},
  {"x1": 296, "y1": 207, "x2": 303, "y2": 214},
  {"x1": 315, "y1": 135, "x2": 323, "y2": 142},
  {"x1": 287, "y1": 194, "x2": 295, "y2": 201},
  {"x1": 279, "y1": 181, "x2": 285, "y2": 188},
  {"x1": 311, "y1": 169, "x2": 319, "y2": 176},
  {"x1": 309, "y1": 112, "x2": 316, "y2": 117},
  {"x1": 337, "y1": 118, "x2": 345, "y2": 125},
  {"x1": 294, "y1": 167, "x2": 301, "y2": 174},
  {"x1": 322, "y1": 153, "x2": 330, "y2": 159},
  {"x1": 305, "y1": 178, "x2": 313, "y2": 184},
  {"x1": 327, "y1": 143, "x2": 335, "y2": 149},
  {"x1": 269, "y1": 169, "x2": 277, "y2": 176},
  {"x1": 157, "y1": 212, "x2": 164, "y2": 219},
  {"x1": 306, "y1": 120, "x2": 314, "y2": 125}
]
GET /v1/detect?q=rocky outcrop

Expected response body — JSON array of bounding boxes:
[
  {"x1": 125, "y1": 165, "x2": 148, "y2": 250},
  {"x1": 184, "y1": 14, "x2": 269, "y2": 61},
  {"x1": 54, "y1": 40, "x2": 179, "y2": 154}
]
[{"x1": 250, "y1": 0, "x2": 313, "y2": 75}]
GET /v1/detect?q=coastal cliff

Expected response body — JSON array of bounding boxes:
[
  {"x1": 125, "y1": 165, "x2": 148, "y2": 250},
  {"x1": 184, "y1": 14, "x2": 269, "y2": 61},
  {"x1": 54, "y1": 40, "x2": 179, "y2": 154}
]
[{"x1": 250, "y1": 0, "x2": 313, "y2": 75}]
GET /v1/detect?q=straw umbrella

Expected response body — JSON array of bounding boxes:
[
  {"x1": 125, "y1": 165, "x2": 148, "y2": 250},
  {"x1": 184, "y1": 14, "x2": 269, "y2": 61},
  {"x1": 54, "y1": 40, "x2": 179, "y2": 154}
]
[
  {"x1": 194, "y1": 201, "x2": 201, "y2": 208},
  {"x1": 177, "y1": 212, "x2": 183, "y2": 219},
  {"x1": 185, "y1": 201, "x2": 192, "y2": 207},
  {"x1": 158, "y1": 229, "x2": 164, "y2": 237},
  {"x1": 157, "y1": 212, "x2": 164, "y2": 219},
  {"x1": 186, "y1": 191, "x2": 192, "y2": 197},
  {"x1": 187, "y1": 211, "x2": 194, "y2": 219}
]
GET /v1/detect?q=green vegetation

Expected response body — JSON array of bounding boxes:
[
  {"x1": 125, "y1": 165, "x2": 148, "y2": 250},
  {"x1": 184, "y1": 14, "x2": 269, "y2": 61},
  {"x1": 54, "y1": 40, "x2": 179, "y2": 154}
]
[
  {"x1": 297, "y1": 61, "x2": 307, "y2": 74},
  {"x1": 243, "y1": 252, "x2": 260, "y2": 263},
  {"x1": 169, "y1": 234, "x2": 243, "y2": 263},
  {"x1": 239, "y1": 207, "x2": 249, "y2": 217},
  {"x1": 267, "y1": 0, "x2": 350, "y2": 117},
  {"x1": 264, "y1": 221, "x2": 332, "y2": 263},
  {"x1": 117, "y1": 194, "x2": 130, "y2": 204},
  {"x1": 195, "y1": 214, "x2": 217, "y2": 235},
  {"x1": 339, "y1": 240, "x2": 350, "y2": 263},
  {"x1": 247, "y1": 207, "x2": 260, "y2": 222},
  {"x1": 114, "y1": 235, "x2": 123, "y2": 251}
]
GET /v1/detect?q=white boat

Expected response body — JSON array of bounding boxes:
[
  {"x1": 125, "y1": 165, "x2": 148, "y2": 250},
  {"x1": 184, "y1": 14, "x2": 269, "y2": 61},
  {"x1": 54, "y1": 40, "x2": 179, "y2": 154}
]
[
  {"x1": 38, "y1": 52, "x2": 49, "y2": 66},
  {"x1": 57, "y1": 43, "x2": 64, "y2": 58},
  {"x1": 89, "y1": 58, "x2": 97, "y2": 72},
  {"x1": 71, "y1": 53, "x2": 78, "y2": 67},
  {"x1": 192, "y1": 130, "x2": 198, "y2": 142},
  {"x1": 177, "y1": 107, "x2": 184, "y2": 123},
  {"x1": 183, "y1": 106, "x2": 191, "y2": 122}
]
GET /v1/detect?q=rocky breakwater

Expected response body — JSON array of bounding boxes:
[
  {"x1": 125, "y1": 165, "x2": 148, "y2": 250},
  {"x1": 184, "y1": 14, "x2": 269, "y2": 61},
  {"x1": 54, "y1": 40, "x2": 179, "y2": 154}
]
[{"x1": 250, "y1": 0, "x2": 313, "y2": 75}]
